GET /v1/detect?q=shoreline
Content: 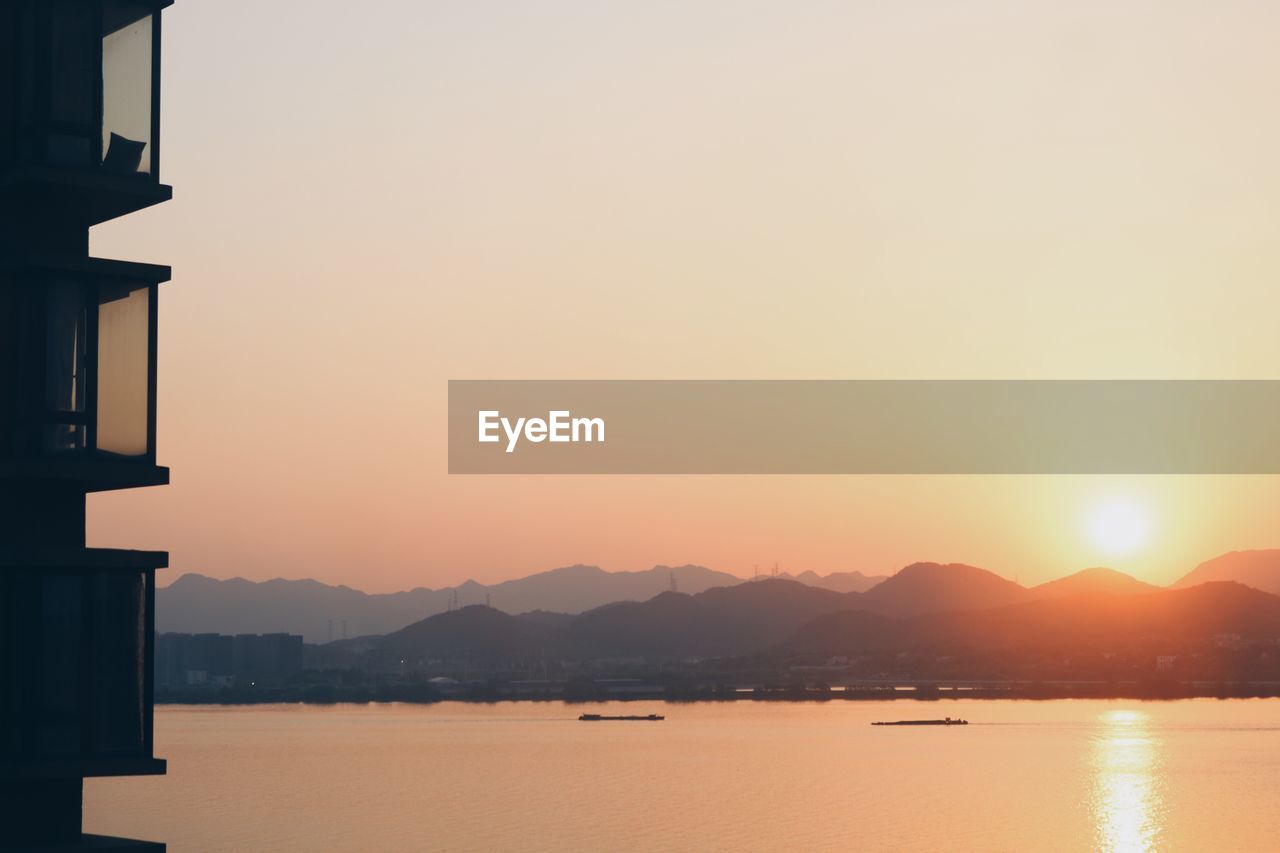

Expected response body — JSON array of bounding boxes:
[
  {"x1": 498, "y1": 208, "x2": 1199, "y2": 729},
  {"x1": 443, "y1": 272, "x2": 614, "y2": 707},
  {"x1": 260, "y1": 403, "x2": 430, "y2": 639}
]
[{"x1": 157, "y1": 683, "x2": 1280, "y2": 706}]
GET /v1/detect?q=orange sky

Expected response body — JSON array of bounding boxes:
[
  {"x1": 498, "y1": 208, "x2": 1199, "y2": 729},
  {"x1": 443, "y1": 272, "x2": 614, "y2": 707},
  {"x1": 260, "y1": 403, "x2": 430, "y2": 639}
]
[{"x1": 88, "y1": 1, "x2": 1280, "y2": 592}]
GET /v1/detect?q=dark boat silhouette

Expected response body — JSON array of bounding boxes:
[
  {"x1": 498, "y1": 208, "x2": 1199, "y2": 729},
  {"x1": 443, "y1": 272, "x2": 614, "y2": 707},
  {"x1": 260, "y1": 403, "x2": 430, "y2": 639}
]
[
  {"x1": 872, "y1": 716, "x2": 968, "y2": 726},
  {"x1": 579, "y1": 713, "x2": 664, "y2": 721}
]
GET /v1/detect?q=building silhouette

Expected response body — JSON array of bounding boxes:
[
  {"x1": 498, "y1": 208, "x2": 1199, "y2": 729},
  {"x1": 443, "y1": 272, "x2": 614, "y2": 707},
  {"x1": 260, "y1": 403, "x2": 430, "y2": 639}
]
[
  {"x1": 1, "y1": 2, "x2": 174, "y2": 849},
  {"x1": 154, "y1": 633, "x2": 304, "y2": 690}
]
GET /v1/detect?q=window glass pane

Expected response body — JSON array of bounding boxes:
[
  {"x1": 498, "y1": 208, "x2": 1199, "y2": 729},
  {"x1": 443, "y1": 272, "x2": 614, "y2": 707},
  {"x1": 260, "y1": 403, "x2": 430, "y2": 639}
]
[
  {"x1": 46, "y1": 281, "x2": 88, "y2": 413},
  {"x1": 101, "y1": 5, "x2": 153, "y2": 175},
  {"x1": 0, "y1": 574, "x2": 35, "y2": 758},
  {"x1": 96, "y1": 284, "x2": 150, "y2": 456},
  {"x1": 45, "y1": 423, "x2": 87, "y2": 453},
  {"x1": 40, "y1": 575, "x2": 83, "y2": 757},
  {"x1": 50, "y1": 1, "x2": 95, "y2": 124},
  {"x1": 89, "y1": 572, "x2": 147, "y2": 755},
  {"x1": 46, "y1": 133, "x2": 93, "y2": 168},
  {"x1": 44, "y1": 280, "x2": 89, "y2": 453}
]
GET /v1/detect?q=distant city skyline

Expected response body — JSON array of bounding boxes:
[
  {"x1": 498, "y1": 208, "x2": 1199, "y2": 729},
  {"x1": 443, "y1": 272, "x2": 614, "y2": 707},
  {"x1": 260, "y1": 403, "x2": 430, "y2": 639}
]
[{"x1": 87, "y1": 0, "x2": 1280, "y2": 592}]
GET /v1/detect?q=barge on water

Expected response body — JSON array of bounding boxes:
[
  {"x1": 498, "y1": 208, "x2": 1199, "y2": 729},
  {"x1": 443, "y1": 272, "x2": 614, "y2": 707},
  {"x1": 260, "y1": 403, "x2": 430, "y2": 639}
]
[
  {"x1": 872, "y1": 717, "x2": 968, "y2": 726},
  {"x1": 579, "y1": 713, "x2": 665, "y2": 721}
]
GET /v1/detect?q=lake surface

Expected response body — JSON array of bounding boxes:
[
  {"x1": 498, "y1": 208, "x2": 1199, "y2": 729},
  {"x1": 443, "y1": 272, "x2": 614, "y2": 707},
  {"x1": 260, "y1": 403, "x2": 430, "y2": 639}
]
[{"x1": 85, "y1": 699, "x2": 1280, "y2": 851}]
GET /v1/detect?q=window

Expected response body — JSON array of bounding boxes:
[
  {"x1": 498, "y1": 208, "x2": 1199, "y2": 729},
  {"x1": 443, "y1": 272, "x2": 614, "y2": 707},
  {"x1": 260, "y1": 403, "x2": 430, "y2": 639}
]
[
  {"x1": 101, "y1": 2, "x2": 154, "y2": 175},
  {"x1": 41, "y1": 277, "x2": 154, "y2": 458},
  {"x1": 96, "y1": 283, "x2": 150, "y2": 456},
  {"x1": 0, "y1": 571, "x2": 151, "y2": 761},
  {"x1": 39, "y1": 574, "x2": 84, "y2": 757},
  {"x1": 89, "y1": 572, "x2": 148, "y2": 755},
  {"x1": 24, "y1": 1, "x2": 161, "y2": 176},
  {"x1": 44, "y1": 280, "x2": 89, "y2": 453},
  {"x1": 47, "y1": 0, "x2": 97, "y2": 167}
]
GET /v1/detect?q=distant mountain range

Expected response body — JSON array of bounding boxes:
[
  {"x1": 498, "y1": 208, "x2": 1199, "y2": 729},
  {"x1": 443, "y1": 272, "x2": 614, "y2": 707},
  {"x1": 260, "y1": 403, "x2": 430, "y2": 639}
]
[
  {"x1": 775, "y1": 570, "x2": 885, "y2": 594},
  {"x1": 1032, "y1": 566, "x2": 1159, "y2": 599},
  {"x1": 157, "y1": 563, "x2": 886, "y2": 642},
  {"x1": 370, "y1": 562, "x2": 1280, "y2": 666},
  {"x1": 157, "y1": 550, "x2": 1280, "y2": 647},
  {"x1": 853, "y1": 562, "x2": 1027, "y2": 615},
  {"x1": 787, "y1": 581, "x2": 1280, "y2": 659},
  {"x1": 1174, "y1": 550, "x2": 1280, "y2": 595},
  {"x1": 378, "y1": 579, "x2": 846, "y2": 662}
]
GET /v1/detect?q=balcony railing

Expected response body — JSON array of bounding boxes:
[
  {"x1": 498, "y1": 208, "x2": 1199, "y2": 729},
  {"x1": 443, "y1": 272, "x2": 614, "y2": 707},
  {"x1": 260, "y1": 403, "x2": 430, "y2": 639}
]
[
  {"x1": 1, "y1": 1, "x2": 167, "y2": 224},
  {"x1": 0, "y1": 566, "x2": 160, "y2": 771},
  {"x1": 0, "y1": 257, "x2": 166, "y2": 475}
]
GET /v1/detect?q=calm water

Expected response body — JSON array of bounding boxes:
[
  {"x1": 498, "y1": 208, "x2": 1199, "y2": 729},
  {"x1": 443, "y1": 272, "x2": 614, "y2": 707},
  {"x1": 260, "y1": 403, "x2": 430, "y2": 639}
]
[{"x1": 86, "y1": 700, "x2": 1280, "y2": 851}]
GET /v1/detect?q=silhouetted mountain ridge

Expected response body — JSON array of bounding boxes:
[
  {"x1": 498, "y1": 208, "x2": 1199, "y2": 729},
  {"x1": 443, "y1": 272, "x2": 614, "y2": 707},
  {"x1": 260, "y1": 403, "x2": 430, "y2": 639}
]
[
  {"x1": 158, "y1": 552, "x2": 1280, "y2": 647},
  {"x1": 786, "y1": 582, "x2": 1280, "y2": 657},
  {"x1": 775, "y1": 570, "x2": 886, "y2": 593},
  {"x1": 1174, "y1": 550, "x2": 1280, "y2": 595},
  {"x1": 381, "y1": 605, "x2": 557, "y2": 659},
  {"x1": 157, "y1": 563, "x2": 743, "y2": 642},
  {"x1": 372, "y1": 564, "x2": 1280, "y2": 666},
  {"x1": 856, "y1": 562, "x2": 1029, "y2": 616},
  {"x1": 1032, "y1": 567, "x2": 1159, "y2": 599},
  {"x1": 564, "y1": 580, "x2": 854, "y2": 658},
  {"x1": 375, "y1": 565, "x2": 1039, "y2": 663}
]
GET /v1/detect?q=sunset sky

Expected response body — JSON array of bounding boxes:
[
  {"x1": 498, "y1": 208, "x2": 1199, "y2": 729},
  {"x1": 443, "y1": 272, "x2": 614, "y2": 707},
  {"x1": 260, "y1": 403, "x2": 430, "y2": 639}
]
[{"x1": 88, "y1": 0, "x2": 1280, "y2": 592}]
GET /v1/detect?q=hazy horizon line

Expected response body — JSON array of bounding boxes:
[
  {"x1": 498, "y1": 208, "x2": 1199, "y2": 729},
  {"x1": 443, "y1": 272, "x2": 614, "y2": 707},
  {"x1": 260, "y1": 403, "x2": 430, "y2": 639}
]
[{"x1": 155, "y1": 549, "x2": 1277, "y2": 595}]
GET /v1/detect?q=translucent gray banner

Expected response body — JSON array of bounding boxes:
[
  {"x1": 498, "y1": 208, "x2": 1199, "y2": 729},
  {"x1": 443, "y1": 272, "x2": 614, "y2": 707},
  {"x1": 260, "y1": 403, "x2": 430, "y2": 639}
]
[{"x1": 448, "y1": 380, "x2": 1280, "y2": 474}]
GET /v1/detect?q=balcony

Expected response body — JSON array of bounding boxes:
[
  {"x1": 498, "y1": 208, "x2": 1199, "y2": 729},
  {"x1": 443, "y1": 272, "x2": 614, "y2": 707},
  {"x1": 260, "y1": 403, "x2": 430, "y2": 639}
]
[
  {"x1": 0, "y1": 1, "x2": 173, "y2": 224},
  {"x1": 0, "y1": 256, "x2": 168, "y2": 491},
  {"x1": 0, "y1": 561, "x2": 163, "y2": 778}
]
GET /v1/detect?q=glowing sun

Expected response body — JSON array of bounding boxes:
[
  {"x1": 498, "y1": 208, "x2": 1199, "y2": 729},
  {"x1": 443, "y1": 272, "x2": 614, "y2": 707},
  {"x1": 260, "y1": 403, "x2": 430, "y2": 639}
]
[{"x1": 1085, "y1": 500, "x2": 1152, "y2": 557}]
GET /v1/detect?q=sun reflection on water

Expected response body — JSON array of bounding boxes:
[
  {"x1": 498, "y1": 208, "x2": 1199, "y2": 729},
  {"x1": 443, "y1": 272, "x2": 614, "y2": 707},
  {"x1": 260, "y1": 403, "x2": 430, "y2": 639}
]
[{"x1": 1090, "y1": 709, "x2": 1165, "y2": 852}]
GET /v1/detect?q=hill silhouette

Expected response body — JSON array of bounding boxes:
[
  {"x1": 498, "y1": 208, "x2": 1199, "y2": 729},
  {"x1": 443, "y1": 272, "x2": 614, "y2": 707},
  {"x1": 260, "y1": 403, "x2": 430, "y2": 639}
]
[
  {"x1": 156, "y1": 574, "x2": 421, "y2": 644},
  {"x1": 1031, "y1": 567, "x2": 1158, "y2": 599},
  {"x1": 157, "y1": 563, "x2": 741, "y2": 642},
  {"x1": 565, "y1": 580, "x2": 853, "y2": 658},
  {"x1": 786, "y1": 582, "x2": 1280, "y2": 657},
  {"x1": 856, "y1": 562, "x2": 1030, "y2": 616},
  {"x1": 381, "y1": 605, "x2": 559, "y2": 660},
  {"x1": 378, "y1": 579, "x2": 854, "y2": 662},
  {"x1": 156, "y1": 552, "x2": 1280, "y2": 647},
  {"x1": 373, "y1": 565, "x2": 1071, "y2": 663},
  {"x1": 372, "y1": 565, "x2": 1156, "y2": 664},
  {"x1": 368, "y1": 565, "x2": 1280, "y2": 668},
  {"x1": 1174, "y1": 550, "x2": 1280, "y2": 595},
  {"x1": 776, "y1": 570, "x2": 886, "y2": 593}
]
